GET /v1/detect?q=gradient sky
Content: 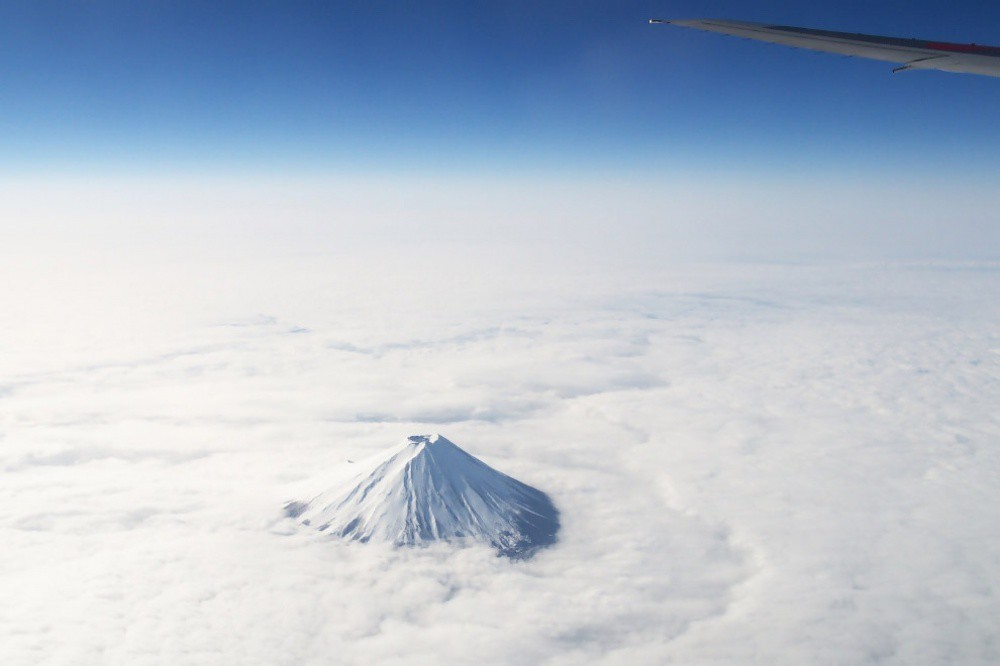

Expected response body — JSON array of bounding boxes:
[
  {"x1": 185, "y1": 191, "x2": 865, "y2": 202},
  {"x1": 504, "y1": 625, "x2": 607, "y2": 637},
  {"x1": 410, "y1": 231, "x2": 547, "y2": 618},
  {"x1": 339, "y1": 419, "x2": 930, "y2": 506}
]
[{"x1": 3, "y1": 0, "x2": 1000, "y2": 176}]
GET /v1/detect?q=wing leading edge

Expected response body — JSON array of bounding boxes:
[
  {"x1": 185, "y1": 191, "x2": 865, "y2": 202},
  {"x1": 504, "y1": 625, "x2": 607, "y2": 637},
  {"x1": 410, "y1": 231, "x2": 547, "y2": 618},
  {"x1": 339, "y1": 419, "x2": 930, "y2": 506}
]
[{"x1": 651, "y1": 19, "x2": 1000, "y2": 78}]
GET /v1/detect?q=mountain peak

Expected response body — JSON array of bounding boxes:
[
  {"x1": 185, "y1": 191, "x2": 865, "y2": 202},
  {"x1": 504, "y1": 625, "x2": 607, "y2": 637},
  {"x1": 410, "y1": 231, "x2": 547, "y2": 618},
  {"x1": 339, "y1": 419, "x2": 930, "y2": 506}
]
[
  {"x1": 287, "y1": 434, "x2": 559, "y2": 558},
  {"x1": 404, "y1": 433, "x2": 452, "y2": 451}
]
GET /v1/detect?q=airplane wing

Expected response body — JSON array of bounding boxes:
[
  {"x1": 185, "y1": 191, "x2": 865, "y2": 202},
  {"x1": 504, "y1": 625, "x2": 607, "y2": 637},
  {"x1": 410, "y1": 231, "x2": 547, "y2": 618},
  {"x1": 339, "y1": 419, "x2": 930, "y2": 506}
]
[{"x1": 650, "y1": 19, "x2": 1000, "y2": 78}]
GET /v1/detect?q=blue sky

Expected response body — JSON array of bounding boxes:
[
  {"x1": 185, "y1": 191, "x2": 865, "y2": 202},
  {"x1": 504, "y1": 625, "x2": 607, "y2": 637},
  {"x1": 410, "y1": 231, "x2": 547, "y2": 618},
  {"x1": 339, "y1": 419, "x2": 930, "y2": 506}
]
[{"x1": 3, "y1": 0, "x2": 1000, "y2": 177}]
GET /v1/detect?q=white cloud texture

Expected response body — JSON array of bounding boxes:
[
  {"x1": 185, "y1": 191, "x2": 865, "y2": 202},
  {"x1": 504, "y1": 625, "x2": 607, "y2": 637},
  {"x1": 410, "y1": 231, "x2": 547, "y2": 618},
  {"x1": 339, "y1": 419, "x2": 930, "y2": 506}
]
[{"x1": 0, "y1": 182, "x2": 998, "y2": 664}]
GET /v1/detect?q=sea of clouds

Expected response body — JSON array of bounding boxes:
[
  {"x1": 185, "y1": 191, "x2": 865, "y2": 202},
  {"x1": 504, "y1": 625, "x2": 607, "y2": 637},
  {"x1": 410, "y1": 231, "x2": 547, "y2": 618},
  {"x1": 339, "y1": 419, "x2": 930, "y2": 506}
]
[{"x1": 1, "y1": 178, "x2": 998, "y2": 664}]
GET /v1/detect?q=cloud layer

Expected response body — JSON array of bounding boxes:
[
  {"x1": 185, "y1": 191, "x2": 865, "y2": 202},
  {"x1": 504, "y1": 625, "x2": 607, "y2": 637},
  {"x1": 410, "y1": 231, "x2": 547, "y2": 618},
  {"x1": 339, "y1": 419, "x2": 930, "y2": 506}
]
[{"x1": 1, "y1": 247, "x2": 998, "y2": 664}]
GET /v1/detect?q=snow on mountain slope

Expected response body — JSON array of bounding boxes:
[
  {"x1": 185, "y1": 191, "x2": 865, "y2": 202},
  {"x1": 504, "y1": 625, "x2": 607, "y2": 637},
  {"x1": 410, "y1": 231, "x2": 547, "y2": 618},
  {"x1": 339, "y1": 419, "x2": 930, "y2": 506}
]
[{"x1": 287, "y1": 435, "x2": 560, "y2": 558}]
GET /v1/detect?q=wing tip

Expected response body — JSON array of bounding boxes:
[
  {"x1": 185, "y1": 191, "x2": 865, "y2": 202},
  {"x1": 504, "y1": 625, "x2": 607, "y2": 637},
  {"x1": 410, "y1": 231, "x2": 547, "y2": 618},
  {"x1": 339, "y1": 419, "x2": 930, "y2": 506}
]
[{"x1": 651, "y1": 18, "x2": 715, "y2": 28}]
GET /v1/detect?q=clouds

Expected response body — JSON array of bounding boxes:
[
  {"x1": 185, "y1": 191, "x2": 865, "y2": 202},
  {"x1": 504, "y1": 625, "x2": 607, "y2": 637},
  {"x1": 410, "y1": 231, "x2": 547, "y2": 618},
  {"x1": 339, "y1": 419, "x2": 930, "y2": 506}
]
[
  {"x1": 3, "y1": 173, "x2": 999, "y2": 271},
  {"x1": 0, "y1": 245, "x2": 998, "y2": 664}
]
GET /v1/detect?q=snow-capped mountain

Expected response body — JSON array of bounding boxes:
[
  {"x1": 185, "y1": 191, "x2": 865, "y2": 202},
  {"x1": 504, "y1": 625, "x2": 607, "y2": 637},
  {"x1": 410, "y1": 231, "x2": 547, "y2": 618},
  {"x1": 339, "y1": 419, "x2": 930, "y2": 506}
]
[{"x1": 286, "y1": 434, "x2": 559, "y2": 558}]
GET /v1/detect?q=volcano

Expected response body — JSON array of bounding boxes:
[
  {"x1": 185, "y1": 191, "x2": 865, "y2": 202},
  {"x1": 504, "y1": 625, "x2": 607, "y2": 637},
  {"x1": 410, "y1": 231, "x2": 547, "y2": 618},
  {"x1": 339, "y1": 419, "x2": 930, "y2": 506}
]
[{"x1": 286, "y1": 434, "x2": 559, "y2": 558}]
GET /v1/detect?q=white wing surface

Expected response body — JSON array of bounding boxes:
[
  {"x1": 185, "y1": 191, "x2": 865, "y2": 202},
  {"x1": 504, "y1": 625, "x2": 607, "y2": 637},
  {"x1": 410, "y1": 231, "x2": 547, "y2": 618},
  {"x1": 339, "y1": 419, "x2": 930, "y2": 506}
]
[{"x1": 652, "y1": 19, "x2": 1000, "y2": 78}]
